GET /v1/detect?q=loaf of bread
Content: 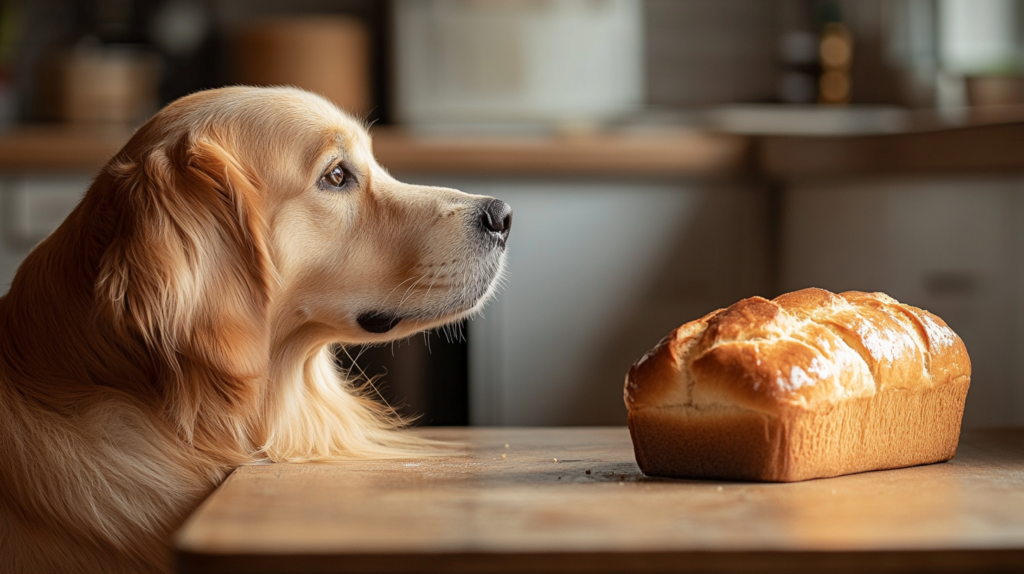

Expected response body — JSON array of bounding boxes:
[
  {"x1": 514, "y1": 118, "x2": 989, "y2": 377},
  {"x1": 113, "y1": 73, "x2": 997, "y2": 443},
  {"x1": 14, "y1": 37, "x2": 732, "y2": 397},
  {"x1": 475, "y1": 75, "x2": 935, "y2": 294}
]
[{"x1": 624, "y1": 288, "x2": 971, "y2": 482}]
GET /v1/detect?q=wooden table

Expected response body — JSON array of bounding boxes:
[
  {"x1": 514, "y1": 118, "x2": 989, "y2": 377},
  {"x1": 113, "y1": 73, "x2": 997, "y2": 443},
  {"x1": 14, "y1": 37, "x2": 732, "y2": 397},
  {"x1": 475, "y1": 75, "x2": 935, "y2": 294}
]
[{"x1": 175, "y1": 427, "x2": 1024, "y2": 573}]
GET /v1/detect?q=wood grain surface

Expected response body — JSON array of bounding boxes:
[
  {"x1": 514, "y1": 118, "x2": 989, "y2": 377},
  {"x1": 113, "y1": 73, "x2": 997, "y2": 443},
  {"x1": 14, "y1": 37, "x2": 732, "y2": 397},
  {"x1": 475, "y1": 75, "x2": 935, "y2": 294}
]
[
  {"x1": 0, "y1": 124, "x2": 134, "y2": 172},
  {"x1": 7, "y1": 120, "x2": 1024, "y2": 179},
  {"x1": 760, "y1": 122, "x2": 1024, "y2": 178},
  {"x1": 0, "y1": 124, "x2": 749, "y2": 177},
  {"x1": 175, "y1": 427, "x2": 1024, "y2": 574},
  {"x1": 370, "y1": 128, "x2": 750, "y2": 177}
]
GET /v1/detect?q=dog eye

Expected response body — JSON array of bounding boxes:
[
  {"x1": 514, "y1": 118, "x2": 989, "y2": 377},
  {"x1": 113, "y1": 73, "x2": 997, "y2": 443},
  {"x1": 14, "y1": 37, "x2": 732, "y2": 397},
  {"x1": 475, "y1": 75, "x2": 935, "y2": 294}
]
[{"x1": 322, "y1": 165, "x2": 348, "y2": 188}]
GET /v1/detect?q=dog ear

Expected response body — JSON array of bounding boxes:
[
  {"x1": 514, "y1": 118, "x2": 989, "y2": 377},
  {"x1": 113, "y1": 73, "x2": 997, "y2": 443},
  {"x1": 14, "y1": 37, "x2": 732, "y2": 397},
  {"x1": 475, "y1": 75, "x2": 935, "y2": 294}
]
[{"x1": 96, "y1": 135, "x2": 272, "y2": 440}]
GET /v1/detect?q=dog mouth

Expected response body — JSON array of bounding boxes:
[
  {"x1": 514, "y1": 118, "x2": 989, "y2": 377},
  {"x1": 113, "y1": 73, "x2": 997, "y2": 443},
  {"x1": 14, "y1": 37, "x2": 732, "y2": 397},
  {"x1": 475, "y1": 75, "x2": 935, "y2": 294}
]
[
  {"x1": 355, "y1": 247, "x2": 508, "y2": 337},
  {"x1": 356, "y1": 311, "x2": 402, "y2": 334}
]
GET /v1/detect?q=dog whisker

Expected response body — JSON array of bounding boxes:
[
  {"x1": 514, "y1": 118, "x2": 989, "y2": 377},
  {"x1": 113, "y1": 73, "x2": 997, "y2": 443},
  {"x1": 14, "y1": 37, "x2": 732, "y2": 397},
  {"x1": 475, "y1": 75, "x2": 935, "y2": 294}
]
[
  {"x1": 381, "y1": 274, "x2": 422, "y2": 306},
  {"x1": 423, "y1": 274, "x2": 442, "y2": 301},
  {"x1": 395, "y1": 274, "x2": 428, "y2": 314}
]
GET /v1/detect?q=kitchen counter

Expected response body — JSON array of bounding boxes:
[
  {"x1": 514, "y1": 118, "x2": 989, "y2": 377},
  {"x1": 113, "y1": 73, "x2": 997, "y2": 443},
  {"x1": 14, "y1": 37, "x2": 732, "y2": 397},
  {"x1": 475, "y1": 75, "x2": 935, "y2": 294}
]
[
  {"x1": 0, "y1": 124, "x2": 135, "y2": 171},
  {"x1": 0, "y1": 124, "x2": 750, "y2": 177},
  {"x1": 6, "y1": 112, "x2": 1024, "y2": 177},
  {"x1": 175, "y1": 427, "x2": 1024, "y2": 574},
  {"x1": 372, "y1": 128, "x2": 749, "y2": 177},
  {"x1": 761, "y1": 121, "x2": 1024, "y2": 177}
]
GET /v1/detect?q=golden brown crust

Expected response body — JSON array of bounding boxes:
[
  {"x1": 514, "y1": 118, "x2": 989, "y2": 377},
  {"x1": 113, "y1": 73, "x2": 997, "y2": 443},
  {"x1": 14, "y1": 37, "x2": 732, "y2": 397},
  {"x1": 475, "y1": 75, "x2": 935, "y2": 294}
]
[
  {"x1": 625, "y1": 287, "x2": 972, "y2": 482},
  {"x1": 624, "y1": 309, "x2": 722, "y2": 410}
]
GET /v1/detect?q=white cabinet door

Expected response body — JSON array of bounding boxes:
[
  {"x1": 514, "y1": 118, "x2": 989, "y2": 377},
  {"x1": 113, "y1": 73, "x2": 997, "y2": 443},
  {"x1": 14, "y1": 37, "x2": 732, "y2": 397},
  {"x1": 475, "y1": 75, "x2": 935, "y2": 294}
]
[
  {"x1": 0, "y1": 175, "x2": 91, "y2": 291},
  {"x1": 783, "y1": 177, "x2": 1022, "y2": 428}
]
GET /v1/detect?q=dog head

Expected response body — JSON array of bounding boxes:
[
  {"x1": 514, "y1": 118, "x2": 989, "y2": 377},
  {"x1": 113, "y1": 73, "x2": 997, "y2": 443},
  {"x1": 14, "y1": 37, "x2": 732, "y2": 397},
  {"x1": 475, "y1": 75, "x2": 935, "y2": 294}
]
[
  {"x1": 95, "y1": 86, "x2": 510, "y2": 359},
  {"x1": 78, "y1": 87, "x2": 511, "y2": 445}
]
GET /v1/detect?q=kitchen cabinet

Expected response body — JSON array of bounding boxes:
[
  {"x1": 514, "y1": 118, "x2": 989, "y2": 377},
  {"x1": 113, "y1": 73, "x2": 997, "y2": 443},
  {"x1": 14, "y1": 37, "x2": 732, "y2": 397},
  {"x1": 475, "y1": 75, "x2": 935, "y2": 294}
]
[
  {"x1": 0, "y1": 174, "x2": 90, "y2": 290},
  {"x1": 782, "y1": 176, "x2": 1024, "y2": 426}
]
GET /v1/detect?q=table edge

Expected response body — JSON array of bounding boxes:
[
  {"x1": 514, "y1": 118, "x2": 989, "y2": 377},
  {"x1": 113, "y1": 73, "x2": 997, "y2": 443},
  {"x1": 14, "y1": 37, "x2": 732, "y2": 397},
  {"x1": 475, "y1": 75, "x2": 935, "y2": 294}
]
[{"x1": 176, "y1": 548, "x2": 1024, "y2": 574}]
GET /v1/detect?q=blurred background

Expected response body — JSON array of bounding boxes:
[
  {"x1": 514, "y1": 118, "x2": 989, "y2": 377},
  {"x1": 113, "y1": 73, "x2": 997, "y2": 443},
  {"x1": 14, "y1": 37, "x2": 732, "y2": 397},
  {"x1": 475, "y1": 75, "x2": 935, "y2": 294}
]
[{"x1": 0, "y1": 0, "x2": 1023, "y2": 428}]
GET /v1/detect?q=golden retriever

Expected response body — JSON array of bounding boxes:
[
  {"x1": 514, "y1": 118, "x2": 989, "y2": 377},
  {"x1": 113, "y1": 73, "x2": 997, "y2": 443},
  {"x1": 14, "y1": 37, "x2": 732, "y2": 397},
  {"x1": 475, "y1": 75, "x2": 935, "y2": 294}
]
[{"x1": 0, "y1": 86, "x2": 511, "y2": 573}]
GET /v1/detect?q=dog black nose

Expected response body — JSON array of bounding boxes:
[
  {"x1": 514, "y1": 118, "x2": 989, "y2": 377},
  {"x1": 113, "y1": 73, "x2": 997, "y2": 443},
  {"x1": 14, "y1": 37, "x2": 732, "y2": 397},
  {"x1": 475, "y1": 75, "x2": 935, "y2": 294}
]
[{"x1": 480, "y1": 199, "x2": 513, "y2": 238}]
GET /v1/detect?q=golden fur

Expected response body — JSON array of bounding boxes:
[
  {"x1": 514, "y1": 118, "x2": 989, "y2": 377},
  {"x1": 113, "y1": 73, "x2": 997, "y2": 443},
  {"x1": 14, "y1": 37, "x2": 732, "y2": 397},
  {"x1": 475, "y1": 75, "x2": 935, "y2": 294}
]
[{"x1": 0, "y1": 86, "x2": 508, "y2": 573}]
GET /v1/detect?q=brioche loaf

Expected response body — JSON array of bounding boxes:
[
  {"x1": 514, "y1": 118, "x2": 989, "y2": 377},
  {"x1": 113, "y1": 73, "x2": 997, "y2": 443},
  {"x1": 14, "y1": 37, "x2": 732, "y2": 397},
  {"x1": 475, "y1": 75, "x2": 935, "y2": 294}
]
[{"x1": 624, "y1": 288, "x2": 971, "y2": 482}]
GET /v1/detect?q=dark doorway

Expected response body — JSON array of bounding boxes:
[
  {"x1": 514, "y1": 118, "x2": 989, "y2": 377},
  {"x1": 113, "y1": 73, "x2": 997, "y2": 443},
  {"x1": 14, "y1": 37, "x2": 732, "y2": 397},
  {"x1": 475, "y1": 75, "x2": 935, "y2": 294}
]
[{"x1": 336, "y1": 321, "x2": 469, "y2": 426}]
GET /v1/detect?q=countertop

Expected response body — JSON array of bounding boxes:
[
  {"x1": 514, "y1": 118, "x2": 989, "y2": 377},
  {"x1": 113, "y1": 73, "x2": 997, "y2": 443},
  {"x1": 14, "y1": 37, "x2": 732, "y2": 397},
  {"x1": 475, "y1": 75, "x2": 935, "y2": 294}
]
[
  {"x1": 7, "y1": 107, "x2": 1024, "y2": 177},
  {"x1": 0, "y1": 124, "x2": 749, "y2": 177},
  {"x1": 175, "y1": 427, "x2": 1024, "y2": 574}
]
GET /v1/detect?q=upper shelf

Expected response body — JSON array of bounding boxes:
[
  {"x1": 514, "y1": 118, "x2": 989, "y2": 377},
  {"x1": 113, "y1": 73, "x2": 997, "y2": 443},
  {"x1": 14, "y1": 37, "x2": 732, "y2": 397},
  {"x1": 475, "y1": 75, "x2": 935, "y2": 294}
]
[
  {"x1": 372, "y1": 128, "x2": 749, "y2": 177},
  {"x1": 6, "y1": 106, "x2": 1024, "y2": 178},
  {"x1": 0, "y1": 124, "x2": 135, "y2": 172},
  {"x1": 0, "y1": 124, "x2": 750, "y2": 178}
]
